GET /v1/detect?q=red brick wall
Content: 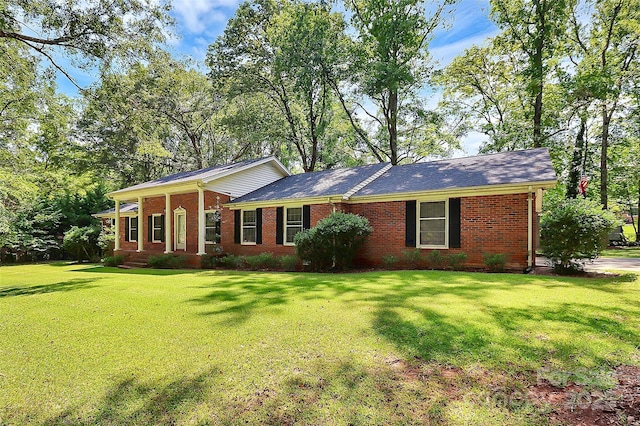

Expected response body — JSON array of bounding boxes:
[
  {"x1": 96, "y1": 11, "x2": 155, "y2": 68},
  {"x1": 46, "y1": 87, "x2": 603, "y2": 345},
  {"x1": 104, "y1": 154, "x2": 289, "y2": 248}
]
[
  {"x1": 116, "y1": 191, "x2": 230, "y2": 254},
  {"x1": 116, "y1": 191, "x2": 537, "y2": 270},
  {"x1": 351, "y1": 194, "x2": 533, "y2": 269}
]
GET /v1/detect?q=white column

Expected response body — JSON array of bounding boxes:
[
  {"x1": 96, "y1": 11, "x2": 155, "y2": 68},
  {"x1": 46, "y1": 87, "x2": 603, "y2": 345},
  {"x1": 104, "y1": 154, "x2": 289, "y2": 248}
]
[
  {"x1": 165, "y1": 193, "x2": 172, "y2": 253},
  {"x1": 527, "y1": 186, "x2": 533, "y2": 268},
  {"x1": 137, "y1": 196, "x2": 144, "y2": 252},
  {"x1": 197, "y1": 186, "x2": 206, "y2": 255},
  {"x1": 114, "y1": 200, "x2": 121, "y2": 251}
]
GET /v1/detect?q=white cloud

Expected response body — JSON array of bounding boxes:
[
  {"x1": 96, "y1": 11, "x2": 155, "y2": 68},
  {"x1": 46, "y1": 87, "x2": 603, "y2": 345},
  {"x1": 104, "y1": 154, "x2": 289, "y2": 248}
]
[{"x1": 173, "y1": 0, "x2": 239, "y2": 34}]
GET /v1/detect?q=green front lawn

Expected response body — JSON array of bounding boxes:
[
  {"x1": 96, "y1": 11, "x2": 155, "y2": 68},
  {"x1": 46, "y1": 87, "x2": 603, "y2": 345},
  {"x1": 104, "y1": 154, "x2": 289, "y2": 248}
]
[
  {"x1": 601, "y1": 246, "x2": 640, "y2": 258},
  {"x1": 1, "y1": 264, "x2": 639, "y2": 425}
]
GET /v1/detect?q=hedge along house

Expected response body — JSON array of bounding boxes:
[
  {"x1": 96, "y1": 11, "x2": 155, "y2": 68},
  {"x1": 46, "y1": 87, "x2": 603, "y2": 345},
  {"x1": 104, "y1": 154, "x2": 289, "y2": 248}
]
[
  {"x1": 225, "y1": 148, "x2": 557, "y2": 270},
  {"x1": 98, "y1": 148, "x2": 557, "y2": 269},
  {"x1": 98, "y1": 157, "x2": 290, "y2": 267}
]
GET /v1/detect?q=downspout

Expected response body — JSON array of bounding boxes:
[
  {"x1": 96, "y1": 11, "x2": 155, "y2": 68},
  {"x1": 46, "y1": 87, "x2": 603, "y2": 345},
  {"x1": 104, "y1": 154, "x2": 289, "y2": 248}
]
[
  {"x1": 527, "y1": 186, "x2": 533, "y2": 271},
  {"x1": 328, "y1": 198, "x2": 335, "y2": 213}
]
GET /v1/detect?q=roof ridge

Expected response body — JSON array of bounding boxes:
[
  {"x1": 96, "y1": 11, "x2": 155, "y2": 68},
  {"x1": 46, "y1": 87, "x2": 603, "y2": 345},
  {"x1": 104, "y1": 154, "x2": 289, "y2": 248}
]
[{"x1": 342, "y1": 163, "x2": 393, "y2": 200}]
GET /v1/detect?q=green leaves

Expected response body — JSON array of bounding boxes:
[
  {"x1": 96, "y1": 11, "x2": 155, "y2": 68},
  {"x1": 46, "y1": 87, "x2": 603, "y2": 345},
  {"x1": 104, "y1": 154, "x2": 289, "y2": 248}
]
[{"x1": 540, "y1": 198, "x2": 618, "y2": 272}]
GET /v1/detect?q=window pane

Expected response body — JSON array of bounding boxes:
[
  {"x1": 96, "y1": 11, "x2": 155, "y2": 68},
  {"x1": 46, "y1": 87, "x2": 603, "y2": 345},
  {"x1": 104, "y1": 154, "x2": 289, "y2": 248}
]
[
  {"x1": 286, "y1": 226, "x2": 302, "y2": 243},
  {"x1": 243, "y1": 210, "x2": 256, "y2": 225},
  {"x1": 206, "y1": 213, "x2": 216, "y2": 226},
  {"x1": 243, "y1": 228, "x2": 256, "y2": 243},
  {"x1": 205, "y1": 227, "x2": 216, "y2": 243},
  {"x1": 287, "y1": 207, "x2": 302, "y2": 224},
  {"x1": 420, "y1": 218, "x2": 445, "y2": 245},
  {"x1": 420, "y1": 201, "x2": 445, "y2": 218},
  {"x1": 153, "y1": 215, "x2": 162, "y2": 227},
  {"x1": 131, "y1": 217, "x2": 138, "y2": 228},
  {"x1": 153, "y1": 229, "x2": 163, "y2": 241}
]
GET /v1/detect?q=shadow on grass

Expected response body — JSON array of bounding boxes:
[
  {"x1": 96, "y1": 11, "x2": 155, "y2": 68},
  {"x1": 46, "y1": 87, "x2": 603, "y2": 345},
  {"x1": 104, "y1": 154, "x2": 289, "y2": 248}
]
[
  {"x1": 77, "y1": 266, "x2": 196, "y2": 275},
  {"x1": 0, "y1": 278, "x2": 100, "y2": 298},
  {"x1": 189, "y1": 270, "x2": 640, "y2": 372},
  {"x1": 45, "y1": 369, "x2": 219, "y2": 425}
]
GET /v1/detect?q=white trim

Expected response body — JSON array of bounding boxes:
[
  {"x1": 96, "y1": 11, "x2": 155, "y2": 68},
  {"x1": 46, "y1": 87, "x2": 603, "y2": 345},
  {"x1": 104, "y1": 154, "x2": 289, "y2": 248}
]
[
  {"x1": 152, "y1": 213, "x2": 164, "y2": 244},
  {"x1": 241, "y1": 209, "x2": 257, "y2": 245},
  {"x1": 528, "y1": 187, "x2": 533, "y2": 268},
  {"x1": 284, "y1": 206, "x2": 303, "y2": 246},
  {"x1": 417, "y1": 199, "x2": 449, "y2": 249}
]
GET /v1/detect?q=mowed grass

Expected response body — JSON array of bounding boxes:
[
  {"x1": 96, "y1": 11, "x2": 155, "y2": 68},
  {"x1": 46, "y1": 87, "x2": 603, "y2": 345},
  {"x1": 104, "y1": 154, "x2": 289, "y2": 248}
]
[{"x1": 0, "y1": 264, "x2": 639, "y2": 425}]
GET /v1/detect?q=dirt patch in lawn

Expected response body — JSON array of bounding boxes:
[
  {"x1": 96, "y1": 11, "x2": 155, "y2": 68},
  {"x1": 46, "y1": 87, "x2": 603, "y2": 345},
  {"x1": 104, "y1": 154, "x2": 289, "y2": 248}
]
[{"x1": 528, "y1": 365, "x2": 640, "y2": 425}]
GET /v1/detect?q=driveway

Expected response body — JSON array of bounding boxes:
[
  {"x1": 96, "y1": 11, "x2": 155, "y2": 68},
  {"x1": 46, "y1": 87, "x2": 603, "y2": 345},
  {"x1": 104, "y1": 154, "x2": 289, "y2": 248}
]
[{"x1": 536, "y1": 256, "x2": 640, "y2": 272}]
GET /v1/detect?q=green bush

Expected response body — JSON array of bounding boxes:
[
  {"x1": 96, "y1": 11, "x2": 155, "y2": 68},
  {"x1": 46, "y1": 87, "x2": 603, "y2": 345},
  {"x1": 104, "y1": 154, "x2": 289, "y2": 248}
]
[
  {"x1": 483, "y1": 253, "x2": 506, "y2": 272},
  {"x1": 401, "y1": 249, "x2": 422, "y2": 269},
  {"x1": 294, "y1": 212, "x2": 372, "y2": 271},
  {"x1": 200, "y1": 255, "x2": 220, "y2": 269},
  {"x1": 425, "y1": 250, "x2": 447, "y2": 269},
  {"x1": 381, "y1": 254, "x2": 398, "y2": 269},
  {"x1": 540, "y1": 198, "x2": 617, "y2": 273},
  {"x1": 219, "y1": 254, "x2": 244, "y2": 269},
  {"x1": 279, "y1": 255, "x2": 299, "y2": 272},
  {"x1": 147, "y1": 254, "x2": 186, "y2": 269},
  {"x1": 102, "y1": 255, "x2": 125, "y2": 267},
  {"x1": 63, "y1": 224, "x2": 102, "y2": 261},
  {"x1": 245, "y1": 252, "x2": 279, "y2": 270},
  {"x1": 447, "y1": 252, "x2": 467, "y2": 271}
]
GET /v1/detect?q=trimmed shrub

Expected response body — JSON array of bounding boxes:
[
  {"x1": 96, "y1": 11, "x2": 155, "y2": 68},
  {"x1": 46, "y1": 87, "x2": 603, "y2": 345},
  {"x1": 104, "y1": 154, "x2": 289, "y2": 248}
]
[
  {"x1": 294, "y1": 212, "x2": 372, "y2": 271},
  {"x1": 425, "y1": 250, "x2": 447, "y2": 269},
  {"x1": 279, "y1": 255, "x2": 299, "y2": 272},
  {"x1": 540, "y1": 198, "x2": 617, "y2": 273},
  {"x1": 483, "y1": 253, "x2": 506, "y2": 272},
  {"x1": 219, "y1": 254, "x2": 244, "y2": 269},
  {"x1": 245, "y1": 252, "x2": 279, "y2": 270},
  {"x1": 401, "y1": 249, "x2": 422, "y2": 269},
  {"x1": 148, "y1": 254, "x2": 186, "y2": 269},
  {"x1": 200, "y1": 255, "x2": 219, "y2": 269},
  {"x1": 447, "y1": 252, "x2": 468, "y2": 271},
  {"x1": 382, "y1": 254, "x2": 398, "y2": 269},
  {"x1": 103, "y1": 255, "x2": 125, "y2": 267}
]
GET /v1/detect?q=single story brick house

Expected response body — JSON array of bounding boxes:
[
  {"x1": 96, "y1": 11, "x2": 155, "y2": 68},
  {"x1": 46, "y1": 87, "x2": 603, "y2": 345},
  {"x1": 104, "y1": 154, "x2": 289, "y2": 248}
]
[{"x1": 96, "y1": 148, "x2": 557, "y2": 269}]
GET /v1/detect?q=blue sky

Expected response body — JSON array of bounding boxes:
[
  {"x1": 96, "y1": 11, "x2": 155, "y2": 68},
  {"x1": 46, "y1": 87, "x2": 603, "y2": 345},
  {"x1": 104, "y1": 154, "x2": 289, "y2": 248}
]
[{"x1": 59, "y1": 0, "x2": 499, "y2": 154}]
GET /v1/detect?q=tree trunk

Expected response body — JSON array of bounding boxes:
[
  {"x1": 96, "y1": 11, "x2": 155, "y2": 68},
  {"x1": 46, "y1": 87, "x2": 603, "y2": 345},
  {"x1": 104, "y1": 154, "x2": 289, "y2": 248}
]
[
  {"x1": 600, "y1": 103, "x2": 610, "y2": 209},
  {"x1": 388, "y1": 89, "x2": 398, "y2": 165},
  {"x1": 636, "y1": 182, "x2": 640, "y2": 241},
  {"x1": 567, "y1": 116, "x2": 586, "y2": 199}
]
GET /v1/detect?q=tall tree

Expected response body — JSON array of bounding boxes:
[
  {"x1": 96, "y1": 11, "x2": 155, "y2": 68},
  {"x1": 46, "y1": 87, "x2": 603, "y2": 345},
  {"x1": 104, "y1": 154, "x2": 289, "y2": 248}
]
[
  {"x1": 0, "y1": 0, "x2": 172, "y2": 87},
  {"x1": 345, "y1": 0, "x2": 455, "y2": 164},
  {"x1": 568, "y1": 0, "x2": 640, "y2": 208},
  {"x1": 490, "y1": 0, "x2": 571, "y2": 148},
  {"x1": 207, "y1": 0, "x2": 356, "y2": 171}
]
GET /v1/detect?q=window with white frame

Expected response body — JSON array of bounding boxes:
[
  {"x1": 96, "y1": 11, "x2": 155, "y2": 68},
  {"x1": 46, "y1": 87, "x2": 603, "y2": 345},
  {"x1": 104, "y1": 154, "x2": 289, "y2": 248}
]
[
  {"x1": 205, "y1": 211, "x2": 221, "y2": 244},
  {"x1": 242, "y1": 210, "x2": 256, "y2": 244},
  {"x1": 285, "y1": 207, "x2": 303, "y2": 245},
  {"x1": 128, "y1": 217, "x2": 138, "y2": 242},
  {"x1": 418, "y1": 200, "x2": 447, "y2": 247},
  {"x1": 152, "y1": 214, "x2": 163, "y2": 243}
]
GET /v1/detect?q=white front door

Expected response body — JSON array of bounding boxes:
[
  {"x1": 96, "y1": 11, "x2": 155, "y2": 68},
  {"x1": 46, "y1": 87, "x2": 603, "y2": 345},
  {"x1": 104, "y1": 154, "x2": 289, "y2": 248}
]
[{"x1": 175, "y1": 211, "x2": 186, "y2": 251}]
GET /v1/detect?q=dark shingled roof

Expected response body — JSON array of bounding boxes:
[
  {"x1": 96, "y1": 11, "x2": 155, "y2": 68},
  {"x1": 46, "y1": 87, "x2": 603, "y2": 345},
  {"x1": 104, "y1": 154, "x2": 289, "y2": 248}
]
[
  {"x1": 230, "y1": 163, "x2": 390, "y2": 203},
  {"x1": 353, "y1": 148, "x2": 556, "y2": 197},
  {"x1": 231, "y1": 148, "x2": 556, "y2": 204},
  {"x1": 110, "y1": 157, "x2": 266, "y2": 194}
]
